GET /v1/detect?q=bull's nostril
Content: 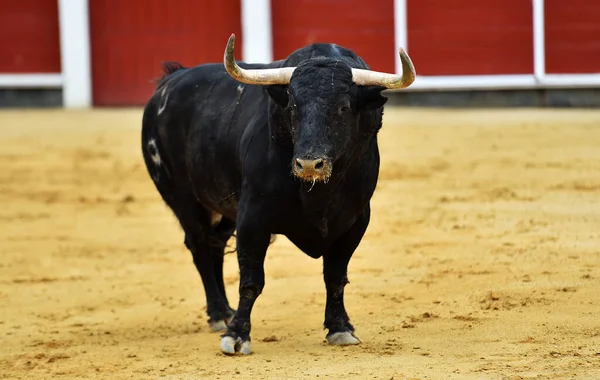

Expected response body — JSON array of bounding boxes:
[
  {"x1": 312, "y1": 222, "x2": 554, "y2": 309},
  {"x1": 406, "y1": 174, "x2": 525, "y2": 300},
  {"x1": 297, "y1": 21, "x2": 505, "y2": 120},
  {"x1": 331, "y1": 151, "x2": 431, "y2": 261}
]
[{"x1": 295, "y1": 158, "x2": 327, "y2": 173}]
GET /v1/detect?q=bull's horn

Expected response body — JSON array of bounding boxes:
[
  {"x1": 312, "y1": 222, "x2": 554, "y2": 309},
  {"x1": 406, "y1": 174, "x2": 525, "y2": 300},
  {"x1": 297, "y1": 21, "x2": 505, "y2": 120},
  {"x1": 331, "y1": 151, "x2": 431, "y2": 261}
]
[
  {"x1": 223, "y1": 34, "x2": 295, "y2": 85},
  {"x1": 351, "y1": 48, "x2": 416, "y2": 89}
]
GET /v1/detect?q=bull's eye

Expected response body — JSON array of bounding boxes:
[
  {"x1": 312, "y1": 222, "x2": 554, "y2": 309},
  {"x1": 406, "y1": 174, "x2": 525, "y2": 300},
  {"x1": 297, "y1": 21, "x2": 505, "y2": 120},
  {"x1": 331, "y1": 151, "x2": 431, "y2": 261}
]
[{"x1": 339, "y1": 105, "x2": 350, "y2": 114}]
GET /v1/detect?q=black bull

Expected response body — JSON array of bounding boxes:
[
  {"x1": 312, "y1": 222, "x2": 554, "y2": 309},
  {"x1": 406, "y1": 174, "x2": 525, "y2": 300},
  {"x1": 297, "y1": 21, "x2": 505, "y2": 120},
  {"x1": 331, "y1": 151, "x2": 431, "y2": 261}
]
[{"x1": 141, "y1": 34, "x2": 415, "y2": 355}]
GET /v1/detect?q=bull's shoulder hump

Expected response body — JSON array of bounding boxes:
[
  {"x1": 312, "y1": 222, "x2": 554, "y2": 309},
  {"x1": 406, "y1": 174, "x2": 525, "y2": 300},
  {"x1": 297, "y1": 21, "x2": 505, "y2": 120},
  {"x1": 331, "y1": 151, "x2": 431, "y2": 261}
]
[{"x1": 283, "y1": 43, "x2": 368, "y2": 69}]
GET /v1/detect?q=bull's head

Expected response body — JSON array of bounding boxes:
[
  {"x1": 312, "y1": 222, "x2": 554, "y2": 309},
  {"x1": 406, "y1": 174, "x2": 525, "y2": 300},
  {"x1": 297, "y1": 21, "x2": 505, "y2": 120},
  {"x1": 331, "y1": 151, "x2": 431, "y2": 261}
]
[{"x1": 223, "y1": 34, "x2": 416, "y2": 183}]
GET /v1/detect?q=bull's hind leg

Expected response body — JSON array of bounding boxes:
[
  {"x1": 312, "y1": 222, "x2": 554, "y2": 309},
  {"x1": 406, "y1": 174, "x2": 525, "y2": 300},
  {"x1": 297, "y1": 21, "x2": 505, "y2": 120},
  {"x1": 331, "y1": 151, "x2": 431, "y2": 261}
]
[
  {"x1": 183, "y1": 214, "x2": 236, "y2": 331},
  {"x1": 161, "y1": 191, "x2": 235, "y2": 332},
  {"x1": 205, "y1": 217, "x2": 237, "y2": 331},
  {"x1": 322, "y1": 205, "x2": 371, "y2": 346},
  {"x1": 141, "y1": 120, "x2": 233, "y2": 331}
]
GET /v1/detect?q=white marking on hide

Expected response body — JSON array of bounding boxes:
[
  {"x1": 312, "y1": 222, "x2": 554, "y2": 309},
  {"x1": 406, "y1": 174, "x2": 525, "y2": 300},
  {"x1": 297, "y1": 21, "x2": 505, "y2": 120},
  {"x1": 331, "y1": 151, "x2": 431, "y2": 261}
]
[
  {"x1": 147, "y1": 138, "x2": 162, "y2": 167},
  {"x1": 157, "y1": 86, "x2": 169, "y2": 115},
  {"x1": 210, "y1": 211, "x2": 223, "y2": 226},
  {"x1": 237, "y1": 84, "x2": 244, "y2": 94}
]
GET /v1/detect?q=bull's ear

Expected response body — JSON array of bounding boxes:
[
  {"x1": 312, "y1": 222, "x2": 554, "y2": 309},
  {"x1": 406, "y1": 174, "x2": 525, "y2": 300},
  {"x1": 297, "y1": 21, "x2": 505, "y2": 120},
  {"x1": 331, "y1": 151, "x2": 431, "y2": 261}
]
[
  {"x1": 358, "y1": 86, "x2": 388, "y2": 110},
  {"x1": 266, "y1": 85, "x2": 289, "y2": 107}
]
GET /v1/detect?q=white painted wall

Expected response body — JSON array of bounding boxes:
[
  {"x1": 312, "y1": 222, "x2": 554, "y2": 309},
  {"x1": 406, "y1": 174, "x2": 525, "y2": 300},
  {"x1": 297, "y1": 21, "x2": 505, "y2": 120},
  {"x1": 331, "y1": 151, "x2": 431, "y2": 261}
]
[
  {"x1": 393, "y1": 0, "x2": 408, "y2": 76},
  {"x1": 0, "y1": 74, "x2": 62, "y2": 88},
  {"x1": 533, "y1": 0, "x2": 546, "y2": 82},
  {"x1": 58, "y1": 0, "x2": 92, "y2": 108},
  {"x1": 241, "y1": 0, "x2": 273, "y2": 63}
]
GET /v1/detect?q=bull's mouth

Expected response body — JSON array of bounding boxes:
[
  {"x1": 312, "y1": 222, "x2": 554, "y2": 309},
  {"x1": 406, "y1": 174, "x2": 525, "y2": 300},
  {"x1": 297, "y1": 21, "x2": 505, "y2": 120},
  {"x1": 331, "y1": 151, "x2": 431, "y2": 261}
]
[{"x1": 292, "y1": 157, "x2": 332, "y2": 184}]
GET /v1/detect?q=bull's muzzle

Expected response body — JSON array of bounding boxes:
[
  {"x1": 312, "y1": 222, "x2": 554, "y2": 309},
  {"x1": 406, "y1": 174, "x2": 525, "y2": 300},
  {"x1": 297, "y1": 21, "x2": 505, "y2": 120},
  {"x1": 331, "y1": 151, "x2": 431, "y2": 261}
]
[{"x1": 293, "y1": 157, "x2": 332, "y2": 182}]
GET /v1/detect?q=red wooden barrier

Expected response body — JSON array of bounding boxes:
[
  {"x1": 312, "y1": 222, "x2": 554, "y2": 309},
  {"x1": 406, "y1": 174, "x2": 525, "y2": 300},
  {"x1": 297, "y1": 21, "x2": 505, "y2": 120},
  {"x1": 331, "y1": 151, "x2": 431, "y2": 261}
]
[
  {"x1": 407, "y1": 0, "x2": 534, "y2": 76},
  {"x1": 89, "y1": 0, "x2": 242, "y2": 106},
  {"x1": 545, "y1": 0, "x2": 600, "y2": 74},
  {"x1": 0, "y1": 1, "x2": 60, "y2": 73},
  {"x1": 271, "y1": 0, "x2": 395, "y2": 73}
]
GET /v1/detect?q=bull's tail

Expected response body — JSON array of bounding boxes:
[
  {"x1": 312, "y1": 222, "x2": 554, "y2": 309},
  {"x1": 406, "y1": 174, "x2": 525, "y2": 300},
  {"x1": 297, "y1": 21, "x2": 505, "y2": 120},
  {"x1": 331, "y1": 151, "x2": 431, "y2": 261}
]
[{"x1": 153, "y1": 61, "x2": 187, "y2": 88}]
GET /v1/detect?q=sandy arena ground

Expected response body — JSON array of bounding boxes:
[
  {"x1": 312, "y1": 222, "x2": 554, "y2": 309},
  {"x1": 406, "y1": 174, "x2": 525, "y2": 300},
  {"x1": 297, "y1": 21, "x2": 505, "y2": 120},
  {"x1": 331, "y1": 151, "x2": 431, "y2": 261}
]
[{"x1": 0, "y1": 107, "x2": 599, "y2": 379}]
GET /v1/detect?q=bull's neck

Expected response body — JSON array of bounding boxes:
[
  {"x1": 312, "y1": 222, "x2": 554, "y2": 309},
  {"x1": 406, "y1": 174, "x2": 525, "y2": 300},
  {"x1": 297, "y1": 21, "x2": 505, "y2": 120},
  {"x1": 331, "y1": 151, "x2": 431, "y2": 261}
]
[
  {"x1": 296, "y1": 143, "x2": 373, "y2": 238},
  {"x1": 297, "y1": 136, "x2": 373, "y2": 199}
]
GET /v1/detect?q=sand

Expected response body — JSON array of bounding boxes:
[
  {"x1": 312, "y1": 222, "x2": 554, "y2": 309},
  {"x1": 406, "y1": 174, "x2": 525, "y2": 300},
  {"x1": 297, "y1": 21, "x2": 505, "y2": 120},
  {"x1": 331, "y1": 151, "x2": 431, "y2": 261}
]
[{"x1": 1, "y1": 107, "x2": 599, "y2": 379}]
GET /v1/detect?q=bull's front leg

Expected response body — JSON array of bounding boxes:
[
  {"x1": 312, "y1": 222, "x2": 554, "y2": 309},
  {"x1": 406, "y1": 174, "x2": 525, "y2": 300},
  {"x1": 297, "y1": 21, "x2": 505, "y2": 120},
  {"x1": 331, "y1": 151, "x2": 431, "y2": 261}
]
[
  {"x1": 219, "y1": 200, "x2": 271, "y2": 355},
  {"x1": 323, "y1": 205, "x2": 370, "y2": 345}
]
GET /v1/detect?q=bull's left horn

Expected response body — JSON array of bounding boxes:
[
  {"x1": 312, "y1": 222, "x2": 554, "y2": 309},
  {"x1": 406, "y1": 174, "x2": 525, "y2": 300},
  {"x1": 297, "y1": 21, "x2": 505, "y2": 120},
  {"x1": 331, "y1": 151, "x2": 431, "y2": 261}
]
[
  {"x1": 351, "y1": 48, "x2": 416, "y2": 89},
  {"x1": 223, "y1": 34, "x2": 295, "y2": 85}
]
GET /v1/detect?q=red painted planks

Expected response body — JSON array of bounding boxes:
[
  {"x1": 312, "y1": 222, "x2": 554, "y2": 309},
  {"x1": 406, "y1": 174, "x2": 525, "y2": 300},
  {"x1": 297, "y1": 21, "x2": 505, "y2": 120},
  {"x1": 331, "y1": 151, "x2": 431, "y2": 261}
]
[
  {"x1": 89, "y1": 0, "x2": 242, "y2": 106},
  {"x1": 0, "y1": 1, "x2": 60, "y2": 73},
  {"x1": 271, "y1": 0, "x2": 395, "y2": 73},
  {"x1": 407, "y1": 0, "x2": 534, "y2": 76},
  {"x1": 545, "y1": 0, "x2": 600, "y2": 74}
]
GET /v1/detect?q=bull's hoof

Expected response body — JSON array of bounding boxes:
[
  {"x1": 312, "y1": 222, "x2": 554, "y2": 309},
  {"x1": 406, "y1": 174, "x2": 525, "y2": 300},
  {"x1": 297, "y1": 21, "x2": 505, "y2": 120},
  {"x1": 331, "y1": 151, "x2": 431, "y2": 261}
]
[
  {"x1": 220, "y1": 335, "x2": 252, "y2": 355},
  {"x1": 326, "y1": 331, "x2": 361, "y2": 345}
]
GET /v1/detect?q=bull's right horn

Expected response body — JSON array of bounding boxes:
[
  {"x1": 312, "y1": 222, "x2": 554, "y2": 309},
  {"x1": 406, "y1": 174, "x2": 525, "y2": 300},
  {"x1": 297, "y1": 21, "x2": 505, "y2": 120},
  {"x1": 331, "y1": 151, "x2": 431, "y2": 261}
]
[
  {"x1": 223, "y1": 34, "x2": 295, "y2": 85},
  {"x1": 351, "y1": 48, "x2": 416, "y2": 89}
]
